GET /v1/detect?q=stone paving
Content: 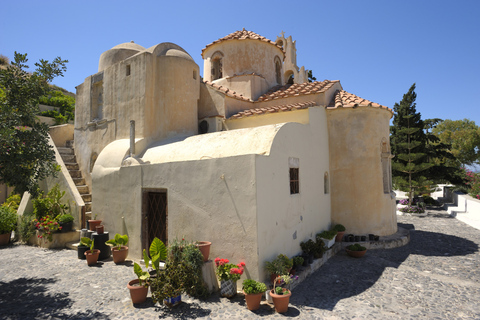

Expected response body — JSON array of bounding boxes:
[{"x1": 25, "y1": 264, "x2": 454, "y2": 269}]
[{"x1": 1, "y1": 208, "x2": 480, "y2": 319}]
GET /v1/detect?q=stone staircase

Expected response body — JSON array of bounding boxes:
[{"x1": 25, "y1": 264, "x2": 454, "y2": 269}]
[{"x1": 57, "y1": 140, "x2": 92, "y2": 226}]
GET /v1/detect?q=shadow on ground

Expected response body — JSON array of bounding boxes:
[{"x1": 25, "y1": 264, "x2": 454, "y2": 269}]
[
  {"x1": 290, "y1": 222, "x2": 478, "y2": 311},
  {"x1": 0, "y1": 277, "x2": 110, "y2": 319}
]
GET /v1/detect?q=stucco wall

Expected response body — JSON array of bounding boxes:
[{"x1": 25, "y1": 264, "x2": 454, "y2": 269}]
[
  {"x1": 327, "y1": 107, "x2": 397, "y2": 236},
  {"x1": 92, "y1": 153, "x2": 260, "y2": 279},
  {"x1": 256, "y1": 107, "x2": 331, "y2": 281},
  {"x1": 225, "y1": 108, "x2": 310, "y2": 130}
]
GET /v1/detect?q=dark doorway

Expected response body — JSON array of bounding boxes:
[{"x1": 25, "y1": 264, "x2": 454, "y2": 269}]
[{"x1": 142, "y1": 189, "x2": 168, "y2": 250}]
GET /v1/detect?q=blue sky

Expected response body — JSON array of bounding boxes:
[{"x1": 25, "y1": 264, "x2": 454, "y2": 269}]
[{"x1": 1, "y1": 0, "x2": 479, "y2": 124}]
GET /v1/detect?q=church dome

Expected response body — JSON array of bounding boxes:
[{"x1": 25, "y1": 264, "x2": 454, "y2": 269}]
[{"x1": 98, "y1": 41, "x2": 145, "y2": 72}]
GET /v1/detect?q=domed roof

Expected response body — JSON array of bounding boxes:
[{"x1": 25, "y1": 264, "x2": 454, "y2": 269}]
[
  {"x1": 98, "y1": 41, "x2": 145, "y2": 72},
  {"x1": 148, "y1": 42, "x2": 194, "y2": 62}
]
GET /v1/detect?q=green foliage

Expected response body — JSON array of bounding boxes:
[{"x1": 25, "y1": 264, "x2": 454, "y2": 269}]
[
  {"x1": 242, "y1": 279, "x2": 267, "y2": 294},
  {"x1": 317, "y1": 230, "x2": 337, "y2": 240},
  {"x1": 346, "y1": 244, "x2": 366, "y2": 251},
  {"x1": 300, "y1": 239, "x2": 316, "y2": 255},
  {"x1": 307, "y1": 70, "x2": 316, "y2": 83},
  {"x1": 0, "y1": 206, "x2": 17, "y2": 234},
  {"x1": 143, "y1": 237, "x2": 167, "y2": 272},
  {"x1": 151, "y1": 239, "x2": 209, "y2": 304},
  {"x1": 80, "y1": 236, "x2": 92, "y2": 247},
  {"x1": 0, "y1": 52, "x2": 68, "y2": 197},
  {"x1": 432, "y1": 119, "x2": 480, "y2": 167},
  {"x1": 32, "y1": 184, "x2": 68, "y2": 220},
  {"x1": 38, "y1": 89, "x2": 75, "y2": 123},
  {"x1": 17, "y1": 212, "x2": 36, "y2": 242},
  {"x1": 2, "y1": 193, "x2": 21, "y2": 210},
  {"x1": 292, "y1": 256, "x2": 304, "y2": 267},
  {"x1": 332, "y1": 224, "x2": 346, "y2": 232},
  {"x1": 58, "y1": 214, "x2": 74, "y2": 224},
  {"x1": 390, "y1": 84, "x2": 434, "y2": 203},
  {"x1": 265, "y1": 254, "x2": 293, "y2": 275},
  {"x1": 133, "y1": 262, "x2": 150, "y2": 287},
  {"x1": 106, "y1": 233, "x2": 129, "y2": 250}
]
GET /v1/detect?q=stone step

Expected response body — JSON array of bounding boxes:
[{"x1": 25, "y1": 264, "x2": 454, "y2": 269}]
[
  {"x1": 85, "y1": 212, "x2": 92, "y2": 220},
  {"x1": 82, "y1": 194, "x2": 92, "y2": 202},
  {"x1": 65, "y1": 163, "x2": 79, "y2": 170},
  {"x1": 73, "y1": 178, "x2": 85, "y2": 186},
  {"x1": 57, "y1": 147, "x2": 74, "y2": 155},
  {"x1": 61, "y1": 154, "x2": 76, "y2": 163},
  {"x1": 85, "y1": 202, "x2": 92, "y2": 212},
  {"x1": 69, "y1": 170, "x2": 82, "y2": 178},
  {"x1": 66, "y1": 140, "x2": 74, "y2": 148},
  {"x1": 76, "y1": 185, "x2": 89, "y2": 194}
]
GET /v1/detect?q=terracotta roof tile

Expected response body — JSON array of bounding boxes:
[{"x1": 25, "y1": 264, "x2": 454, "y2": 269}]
[
  {"x1": 327, "y1": 90, "x2": 393, "y2": 114},
  {"x1": 202, "y1": 29, "x2": 284, "y2": 58},
  {"x1": 257, "y1": 80, "x2": 340, "y2": 102},
  {"x1": 228, "y1": 101, "x2": 316, "y2": 119}
]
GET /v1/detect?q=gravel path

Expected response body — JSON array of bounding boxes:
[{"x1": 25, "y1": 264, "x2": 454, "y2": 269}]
[{"x1": 1, "y1": 209, "x2": 480, "y2": 319}]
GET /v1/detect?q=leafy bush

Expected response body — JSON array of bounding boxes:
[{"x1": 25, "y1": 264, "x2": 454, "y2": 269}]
[
  {"x1": 346, "y1": 243, "x2": 366, "y2": 251},
  {"x1": 17, "y1": 213, "x2": 36, "y2": 242},
  {"x1": 242, "y1": 279, "x2": 267, "y2": 294},
  {"x1": 32, "y1": 184, "x2": 69, "y2": 220},
  {"x1": 265, "y1": 254, "x2": 293, "y2": 275},
  {"x1": 0, "y1": 54, "x2": 9, "y2": 66},
  {"x1": 0, "y1": 206, "x2": 17, "y2": 234},
  {"x1": 317, "y1": 230, "x2": 337, "y2": 240},
  {"x1": 58, "y1": 214, "x2": 74, "y2": 224},
  {"x1": 38, "y1": 90, "x2": 75, "y2": 123},
  {"x1": 399, "y1": 206, "x2": 425, "y2": 214},
  {"x1": 2, "y1": 193, "x2": 21, "y2": 211},
  {"x1": 332, "y1": 224, "x2": 346, "y2": 232}
]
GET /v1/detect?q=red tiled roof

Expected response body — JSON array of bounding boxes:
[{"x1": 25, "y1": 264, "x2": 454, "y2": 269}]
[
  {"x1": 202, "y1": 29, "x2": 284, "y2": 58},
  {"x1": 327, "y1": 90, "x2": 392, "y2": 113},
  {"x1": 229, "y1": 101, "x2": 316, "y2": 119},
  {"x1": 203, "y1": 80, "x2": 252, "y2": 102},
  {"x1": 257, "y1": 80, "x2": 340, "y2": 102}
]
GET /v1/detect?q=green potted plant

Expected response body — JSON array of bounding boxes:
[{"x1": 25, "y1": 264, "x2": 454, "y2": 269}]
[
  {"x1": 106, "y1": 233, "x2": 129, "y2": 264},
  {"x1": 58, "y1": 214, "x2": 74, "y2": 233},
  {"x1": 291, "y1": 256, "x2": 304, "y2": 274},
  {"x1": 346, "y1": 243, "x2": 367, "y2": 258},
  {"x1": 82, "y1": 237, "x2": 100, "y2": 266},
  {"x1": 265, "y1": 254, "x2": 293, "y2": 284},
  {"x1": 317, "y1": 230, "x2": 337, "y2": 249},
  {"x1": 332, "y1": 224, "x2": 346, "y2": 242},
  {"x1": 242, "y1": 279, "x2": 267, "y2": 311},
  {"x1": 215, "y1": 257, "x2": 245, "y2": 298},
  {"x1": 300, "y1": 239, "x2": 315, "y2": 264},
  {"x1": 33, "y1": 215, "x2": 61, "y2": 242},
  {"x1": 0, "y1": 206, "x2": 17, "y2": 245},
  {"x1": 270, "y1": 274, "x2": 297, "y2": 313},
  {"x1": 128, "y1": 262, "x2": 150, "y2": 304},
  {"x1": 143, "y1": 237, "x2": 167, "y2": 276},
  {"x1": 77, "y1": 236, "x2": 90, "y2": 259}
]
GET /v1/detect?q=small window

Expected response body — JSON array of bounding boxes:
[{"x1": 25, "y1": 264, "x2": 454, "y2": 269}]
[
  {"x1": 324, "y1": 172, "x2": 329, "y2": 194},
  {"x1": 126, "y1": 65, "x2": 131, "y2": 76},
  {"x1": 290, "y1": 168, "x2": 299, "y2": 194},
  {"x1": 211, "y1": 51, "x2": 223, "y2": 81},
  {"x1": 274, "y1": 56, "x2": 282, "y2": 85},
  {"x1": 193, "y1": 70, "x2": 197, "y2": 80}
]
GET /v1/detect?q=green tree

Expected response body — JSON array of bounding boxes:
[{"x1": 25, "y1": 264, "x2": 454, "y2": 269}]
[
  {"x1": 307, "y1": 70, "x2": 316, "y2": 83},
  {"x1": 390, "y1": 83, "x2": 433, "y2": 204},
  {"x1": 431, "y1": 119, "x2": 480, "y2": 167},
  {"x1": 0, "y1": 52, "x2": 68, "y2": 197}
]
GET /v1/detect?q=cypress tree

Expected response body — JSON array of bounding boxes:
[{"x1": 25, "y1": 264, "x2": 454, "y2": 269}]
[{"x1": 390, "y1": 83, "x2": 433, "y2": 205}]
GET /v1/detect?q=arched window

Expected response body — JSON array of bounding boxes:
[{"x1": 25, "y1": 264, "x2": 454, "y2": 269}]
[
  {"x1": 274, "y1": 56, "x2": 282, "y2": 84},
  {"x1": 285, "y1": 70, "x2": 294, "y2": 84},
  {"x1": 211, "y1": 51, "x2": 223, "y2": 81}
]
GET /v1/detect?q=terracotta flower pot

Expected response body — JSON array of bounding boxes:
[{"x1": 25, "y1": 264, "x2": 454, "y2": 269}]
[
  {"x1": 112, "y1": 246, "x2": 129, "y2": 264},
  {"x1": 196, "y1": 241, "x2": 211, "y2": 262},
  {"x1": 0, "y1": 232, "x2": 11, "y2": 246},
  {"x1": 335, "y1": 231, "x2": 345, "y2": 242},
  {"x1": 270, "y1": 288, "x2": 291, "y2": 313},
  {"x1": 88, "y1": 219, "x2": 101, "y2": 231},
  {"x1": 346, "y1": 248, "x2": 367, "y2": 258},
  {"x1": 95, "y1": 225, "x2": 104, "y2": 234},
  {"x1": 127, "y1": 279, "x2": 148, "y2": 304},
  {"x1": 244, "y1": 291, "x2": 263, "y2": 311},
  {"x1": 85, "y1": 249, "x2": 100, "y2": 266}
]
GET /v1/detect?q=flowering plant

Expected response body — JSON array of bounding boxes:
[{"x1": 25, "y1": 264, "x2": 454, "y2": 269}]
[
  {"x1": 33, "y1": 215, "x2": 61, "y2": 242},
  {"x1": 273, "y1": 274, "x2": 298, "y2": 295},
  {"x1": 399, "y1": 199, "x2": 409, "y2": 205},
  {"x1": 214, "y1": 257, "x2": 245, "y2": 282},
  {"x1": 399, "y1": 206, "x2": 425, "y2": 214}
]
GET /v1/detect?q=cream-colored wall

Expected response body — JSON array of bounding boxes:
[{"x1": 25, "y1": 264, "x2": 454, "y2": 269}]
[
  {"x1": 256, "y1": 107, "x2": 331, "y2": 282},
  {"x1": 327, "y1": 107, "x2": 397, "y2": 236},
  {"x1": 93, "y1": 152, "x2": 260, "y2": 279},
  {"x1": 225, "y1": 108, "x2": 310, "y2": 130},
  {"x1": 212, "y1": 74, "x2": 270, "y2": 101},
  {"x1": 203, "y1": 39, "x2": 284, "y2": 87},
  {"x1": 198, "y1": 82, "x2": 226, "y2": 119},
  {"x1": 49, "y1": 124, "x2": 74, "y2": 147}
]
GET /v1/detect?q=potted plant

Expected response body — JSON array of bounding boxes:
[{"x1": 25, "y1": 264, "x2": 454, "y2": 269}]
[
  {"x1": 270, "y1": 275, "x2": 297, "y2": 313},
  {"x1": 0, "y1": 206, "x2": 17, "y2": 245},
  {"x1": 106, "y1": 233, "x2": 129, "y2": 264},
  {"x1": 332, "y1": 224, "x2": 346, "y2": 242},
  {"x1": 317, "y1": 230, "x2": 337, "y2": 249},
  {"x1": 346, "y1": 243, "x2": 367, "y2": 258},
  {"x1": 128, "y1": 262, "x2": 150, "y2": 304},
  {"x1": 150, "y1": 238, "x2": 209, "y2": 307},
  {"x1": 88, "y1": 214, "x2": 102, "y2": 231},
  {"x1": 313, "y1": 237, "x2": 326, "y2": 259},
  {"x1": 242, "y1": 279, "x2": 267, "y2": 311},
  {"x1": 265, "y1": 254, "x2": 293, "y2": 284},
  {"x1": 196, "y1": 241, "x2": 212, "y2": 262},
  {"x1": 300, "y1": 239, "x2": 315, "y2": 264},
  {"x1": 215, "y1": 257, "x2": 245, "y2": 298},
  {"x1": 143, "y1": 237, "x2": 167, "y2": 276},
  {"x1": 58, "y1": 214, "x2": 74, "y2": 233},
  {"x1": 33, "y1": 215, "x2": 62, "y2": 242},
  {"x1": 77, "y1": 236, "x2": 91, "y2": 259},
  {"x1": 83, "y1": 237, "x2": 100, "y2": 265}
]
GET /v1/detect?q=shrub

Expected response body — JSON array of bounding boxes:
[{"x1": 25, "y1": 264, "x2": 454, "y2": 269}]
[
  {"x1": 399, "y1": 206, "x2": 425, "y2": 214},
  {"x1": 17, "y1": 213, "x2": 36, "y2": 242},
  {"x1": 332, "y1": 224, "x2": 346, "y2": 232},
  {"x1": 0, "y1": 206, "x2": 17, "y2": 234},
  {"x1": 242, "y1": 279, "x2": 267, "y2": 294},
  {"x1": 2, "y1": 193, "x2": 21, "y2": 211},
  {"x1": 346, "y1": 244, "x2": 366, "y2": 251},
  {"x1": 0, "y1": 54, "x2": 9, "y2": 66}
]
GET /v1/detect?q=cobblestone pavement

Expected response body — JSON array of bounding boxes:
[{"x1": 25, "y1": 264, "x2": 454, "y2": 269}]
[{"x1": 1, "y1": 209, "x2": 480, "y2": 319}]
